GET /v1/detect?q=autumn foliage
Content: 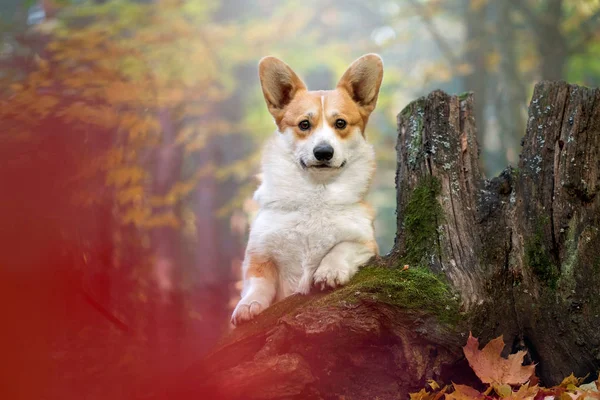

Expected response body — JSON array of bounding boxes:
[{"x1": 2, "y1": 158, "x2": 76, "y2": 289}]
[{"x1": 411, "y1": 335, "x2": 600, "y2": 400}]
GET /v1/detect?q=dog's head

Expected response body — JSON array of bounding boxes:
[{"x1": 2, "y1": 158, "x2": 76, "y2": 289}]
[{"x1": 258, "y1": 54, "x2": 383, "y2": 177}]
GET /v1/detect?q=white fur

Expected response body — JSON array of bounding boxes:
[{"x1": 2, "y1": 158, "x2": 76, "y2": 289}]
[{"x1": 231, "y1": 124, "x2": 377, "y2": 325}]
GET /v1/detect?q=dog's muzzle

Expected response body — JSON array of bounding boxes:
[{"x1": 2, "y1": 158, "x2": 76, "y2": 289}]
[{"x1": 300, "y1": 159, "x2": 347, "y2": 169}]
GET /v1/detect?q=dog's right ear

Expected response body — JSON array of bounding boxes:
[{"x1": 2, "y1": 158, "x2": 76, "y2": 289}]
[
  {"x1": 336, "y1": 54, "x2": 383, "y2": 116},
  {"x1": 258, "y1": 57, "x2": 306, "y2": 120}
]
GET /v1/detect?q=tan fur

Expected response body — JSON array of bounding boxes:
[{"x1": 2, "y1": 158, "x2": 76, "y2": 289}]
[
  {"x1": 259, "y1": 55, "x2": 382, "y2": 139},
  {"x1": 359, "y1": 201, "x2": 378, "y2": 253},
  {"x1": 272, "y1": 89, "x2": 369, "y2": 139},
  {"x1": 362, "y1": 239, "x2": 380, "y2": 255},
  {"x1": 278, "y1": 90, "x2": 320, "y2": 137},
  {"x1": 336, "y1": 54, "x2": 384, "y2": 115},
  {"x1": 245, "y1": 254, "x2": 278, "y2": 282},
  {"x1": 359, "y1": 201, "x2": 376, "y2": 220},
  {"x1": 258, "y1": 57, "x2": 307, "y2": 127}
]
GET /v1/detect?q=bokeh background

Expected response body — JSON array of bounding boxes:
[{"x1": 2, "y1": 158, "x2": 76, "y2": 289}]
[{"x1": 1, "y1": 0, "x2": 600, "y2": 398}]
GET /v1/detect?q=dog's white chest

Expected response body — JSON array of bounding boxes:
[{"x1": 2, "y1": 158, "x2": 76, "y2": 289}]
[{"x1": 249, "y1": 201, "x2": 371, "y2": 295}]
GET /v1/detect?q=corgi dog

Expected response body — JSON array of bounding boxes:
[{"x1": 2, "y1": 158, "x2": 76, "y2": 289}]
[{"x1": 231, "y1": 54, "x2": 383, "y2": 325}]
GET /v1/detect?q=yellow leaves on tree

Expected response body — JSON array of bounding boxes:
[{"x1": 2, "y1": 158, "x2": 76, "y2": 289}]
[
  {"x1": 0, "y1": 0, "x2": 239, "y2": 235},
  {"x1": 106, "y1": 166, "x2": 146, "y2": 189},
  {"x1": 463, "y1": 333, "x2": 535, "y2": 385},
  {"x1": 57, "y1": 102, "x2": 119, "y2": 131},
  {"x1": 1, "y1": 0, "x2": 313, "y2": 237},
  {"x1": 31, "y1": 96, "x2": 59, "y2": 118}
]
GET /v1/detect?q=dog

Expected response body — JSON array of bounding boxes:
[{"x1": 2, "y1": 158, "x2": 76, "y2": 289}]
[{"x1": 231, "y1": 54, "x2": 383, "y2": 325}]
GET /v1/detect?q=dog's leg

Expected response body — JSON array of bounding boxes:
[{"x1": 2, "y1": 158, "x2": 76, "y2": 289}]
[
  {"x1": 296, "y1": 259, "x2": 320, "y2": 295},
  {"x1": 313, "y1": 241, "x2": 377, "y2": 290},
  {"x1": 231, "y1": 254, "x2": 278, "y2": 325}
]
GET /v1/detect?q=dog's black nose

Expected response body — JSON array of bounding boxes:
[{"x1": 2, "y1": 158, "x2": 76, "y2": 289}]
[{"x1": 313, "y1": 143, "x2": 334, "y2": 161}]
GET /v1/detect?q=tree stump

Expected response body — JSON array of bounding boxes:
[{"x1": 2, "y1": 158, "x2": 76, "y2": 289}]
[{"x1": 157, "y1": 81, "x2": 600, "y2": 400}]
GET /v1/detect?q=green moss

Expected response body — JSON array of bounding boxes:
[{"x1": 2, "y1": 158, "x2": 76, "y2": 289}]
[
  {"x1": 315, "y1": 265, "x2": 460, "y2": 325},
  {"x1": 403, "y1": 177, "x2": 443, "y2": 265},
  {"x1": 217, "y1": 264, "x2": 460, "y2": 351},
  {"x1": 400, "y1": 98, "x2": 426, "y2": 167},
  {"x1": 400, "y1": 97, "x2": 425, "y2": 119},
  {"x1": 457, "y1": 91, "x2": 471, "y2": 101},
  {"x1": 408, "y1": 117, "x2": 423, "y2": 166},
  {"x1": 524, "y1": 217, "x2": 559, "y2": 289},
  {"x1": 561, "y1": 218, "x2": 579, "y2": 277}
]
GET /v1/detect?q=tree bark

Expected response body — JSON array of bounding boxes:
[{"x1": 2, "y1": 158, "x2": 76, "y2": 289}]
[{"x1": 156, "y1": 81, "x2": 600, "y2": 400}]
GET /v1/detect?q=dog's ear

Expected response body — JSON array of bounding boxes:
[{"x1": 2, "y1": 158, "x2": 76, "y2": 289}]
[
  {"x1": 259, "y1": 56, "x2": 306, "y2": 118},
  {"x1": 337, "y1": 54, "x2": 383, "y2": 114}
]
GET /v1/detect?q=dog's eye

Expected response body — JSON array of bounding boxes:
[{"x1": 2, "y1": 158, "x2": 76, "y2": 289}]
[
  {"x1": 298, "y1": 120, "x2": 310, "y2": 131},
  {"x1": 335, "y1": 119, "x2": 347, "y2": 129}
]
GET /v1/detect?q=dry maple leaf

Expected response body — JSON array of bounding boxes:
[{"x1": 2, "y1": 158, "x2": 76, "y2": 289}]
[
  {"x1": 463, "y1": 333, "x2": 536, "y2": 385},
  {"x1": 433, "y1": 386, "x2": 450, "y2": 400},
  {"x1": 428, "y1": 380, "x2": 441, "y2": 391},
  {"x1": 445, "y1": 383, "x2": 484, "y2": 400},
  {"x1": 410, "y1": 388, "x2": 432, "y2": 400},
  {"x1": 504, "y1": 384, "x2": 539, "y2": 400},
  {"x1": 560, "y1": 373, "x2": 588, "y2": 389}
]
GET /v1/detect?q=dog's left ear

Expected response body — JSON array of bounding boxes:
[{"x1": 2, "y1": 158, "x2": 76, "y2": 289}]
[
  {"x1": 258, "y1": 56, "x2": 307, "y2": 121},
  {"x1": 337, "y1": 54, "x2": 384, "y2": 115}
]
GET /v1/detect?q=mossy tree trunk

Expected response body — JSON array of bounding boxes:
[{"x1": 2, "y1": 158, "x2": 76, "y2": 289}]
[
  {"x1": 393, "y1": 82, "x2": 600, "y2": 384},
  {"x1": 155, "y1": 81, "x2": 600, "y2": 400}
]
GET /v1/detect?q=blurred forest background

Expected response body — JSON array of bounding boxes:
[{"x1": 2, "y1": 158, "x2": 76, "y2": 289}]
[{"x1": 2, "y1": 0, "x2": 600, "y2": 399}]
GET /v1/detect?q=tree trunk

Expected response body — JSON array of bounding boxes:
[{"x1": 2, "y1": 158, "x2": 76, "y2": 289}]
[
  {"x1": 536, "y1": 0, "x2": 568, "y2": 81},
  {"x1": 156, "y1": 81, "x2": 600, "y2": 400},
  {"x1": 462, "y1": 0, "x2": 491, "y2": 172}
]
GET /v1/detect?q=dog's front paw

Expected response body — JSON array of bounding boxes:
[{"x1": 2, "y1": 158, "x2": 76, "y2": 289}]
[
  {"x1": 313, "y1": 259, "x2": 358, "y2": 290},
  {"x1": 231, "y1": 299, "x2": 266, "y2": 326}
]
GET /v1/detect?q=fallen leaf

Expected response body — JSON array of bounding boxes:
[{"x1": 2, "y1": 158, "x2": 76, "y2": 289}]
[
  {"x1": 410, "y1": 388, "x2": 431, "y2": 400},
  {"x1": 560, "y1": 373, "x2": 588, "y2": 389},
  {"x1": 433, "y1": 386, "x2": 450, "y2": 400},
  {"x1": 463, "y1": 333, "x2": 536, "y2": 385},
  {"x1": 428, "y1": 379, "x2": 440, "y2": 391},
  {"x1": 446, "y1": 383, "x2": 484, "y2": 400},
  {"x1": 403, "y1": 265, "x2": 410, "y2": 271},
  {"x1": 529, "y1": 374, "x2": 540, "y2": 387},
  {"x1": 505, "y1": 384, "x2": 539, "y2": 400},
  {"x1": 493, "y1": 383, "x2": 513, "y2": 398}
]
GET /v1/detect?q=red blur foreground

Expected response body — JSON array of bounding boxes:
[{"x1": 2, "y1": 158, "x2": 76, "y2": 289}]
[{"x1": 0, "y1": 117, "x2": 239, "y2": 399}]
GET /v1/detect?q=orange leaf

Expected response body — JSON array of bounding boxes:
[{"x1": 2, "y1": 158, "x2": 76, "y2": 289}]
[
  {"x1": 493, "y1": 383, "x2": 512, "y2": 398},
  {"x1": 446, "y1": 383, "x2": 484, "y2": 400},
  {"x1": 463, "y1": 333, "x2": 535, "y2": 385},
  {"x1": 433, "y1": 386, "x2": 449, "y2": 400},
  {"x1": 410, "y1": 388, "x2": 431, "y2": 400},
  {"x1": 428, "y1": 379, "x2": 440, "y2": 391},
  {"x1": 559, "y1": 373, "x2": 587, "y2": 389},
  {"x1": 505, "y1": 384, "x2": 539, "y2": 400}
]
